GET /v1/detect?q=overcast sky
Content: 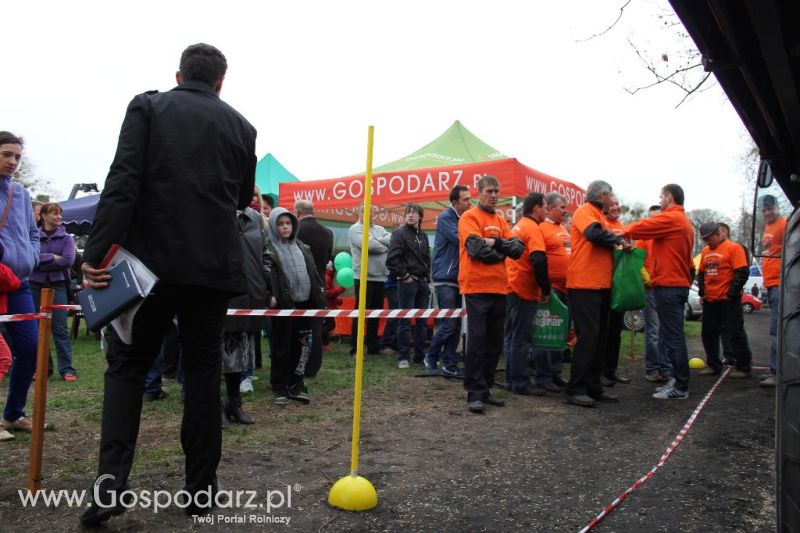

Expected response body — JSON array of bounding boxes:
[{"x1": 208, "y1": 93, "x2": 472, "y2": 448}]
[{"x1": 3, "y1": 0, "x2": 754, "y2": 217}]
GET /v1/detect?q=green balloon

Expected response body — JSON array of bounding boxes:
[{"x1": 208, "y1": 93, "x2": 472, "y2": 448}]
[
  {"x1": 336, "y1": 267, "x2": 355, "y2": 288},
  {"x1": 334, "y1": 252, "x2": 353, "y2": 271}
]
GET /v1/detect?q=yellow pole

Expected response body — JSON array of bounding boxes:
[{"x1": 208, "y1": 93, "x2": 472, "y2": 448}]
[
  {"x1": 28, "y1": 288, "x2": 54, "y2": 492},
  {"x1": 350, "y1": 124, "x2": 374, "y2": 476},
  {"x1": 328, "y1": 126, "x2": 378, "y2": 511}
]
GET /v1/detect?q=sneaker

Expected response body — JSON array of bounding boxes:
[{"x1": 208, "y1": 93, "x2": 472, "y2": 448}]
[
  {"x1": 2, "y1": 416, "x2": 33, "y2": 432},
  {"x1": 729, "y1": 370, "x2": 751, "y2": 379},
  {"x1": 288, "y1": 383, "x2": 310, "y2": 404},
  {"x1": 423, "y1": 355, "x2": 438, "y2": 373},
  {"x1": 239, "y1": 377, "x2": 254, "y2": 395},
  {"x1": 63, "y1": 373, "x2": 77, "y2": 382},
  {"x1": 0, "y1": 429, "x2": 14, "y2": 441},
  {"x1": 540, "y1": 382, "x2": 562, "y2": 393},
  {"x1": 654, "y1": 377, "x2": 676, "y2": 393},
  {"x1": 467, "y1": 400, "x2": 485, "y2": 414},
  {"x1": 652, "y1": 386, "x2": 689, "y2": 400},
  {"x1": 398, "y1": 360, "x2": 410, "y2": 369},
  {"x1": 441, "y1": 366, "x2": 465, "y2": 378},
  {"x1": 760, "y1": 375, "x2": 777, "y2": 387},
  {"x1": 272, "y1": 394, "x2": 289, "y2": 406}
]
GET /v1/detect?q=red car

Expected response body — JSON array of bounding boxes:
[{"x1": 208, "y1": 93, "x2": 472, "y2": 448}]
[{"x1": 742, "y1": 293, "x2": 762, "y2": 314}]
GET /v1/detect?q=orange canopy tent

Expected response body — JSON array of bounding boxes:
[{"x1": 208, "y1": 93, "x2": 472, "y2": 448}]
[{"x1": 279, "y1": 121, "x2": 586, "y2": 228}]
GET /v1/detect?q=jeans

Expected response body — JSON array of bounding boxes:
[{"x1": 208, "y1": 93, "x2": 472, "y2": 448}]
[
  {"x1": 2, "y1": 280, "x2": 38, "y2": 422},
  {"x1": 769, "y1": 286, "x2": 779, "y2": 373},
  {"x1": 654, "y1": 287, "x2": 690, "y2": 392},
  {"x1": 30, "y1": 281, "x2": 75, "y2": 377},
  {"x1": 350, "y1": 280, "x2": 384, "y2": 354},
  {"x1": 643, "y1": 288, "x2": 671, "y2": 373},
  {"x1": 503, "y1": 293, "x2": 536, "y2": 391},
  {"x1": 381, "y1": 286, "x2": 399, "y2": 350},
  {"x1": 425, "y1": 285, "x2": 461, "y2": 371},
  {"x1": 397, "y1": 279, "x2": 430, "y2": 362}
]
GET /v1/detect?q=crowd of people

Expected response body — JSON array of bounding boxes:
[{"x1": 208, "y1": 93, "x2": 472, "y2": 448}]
[{"x1": 0, "y1": 42, "x2": 785, "y2": 524}]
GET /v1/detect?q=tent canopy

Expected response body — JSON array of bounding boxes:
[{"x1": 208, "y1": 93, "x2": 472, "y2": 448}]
[
  {"x1": 255, "y1": 153, "x2": 299, "y2": 204},
  {"x1": 59, "y1": 194, "x2": 100, "y2": 236},
  {"x1": 279, "y1": 121, "x2": 586, "y2": 228}
]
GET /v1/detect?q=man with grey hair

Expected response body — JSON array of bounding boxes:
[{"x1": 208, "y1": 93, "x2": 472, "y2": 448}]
[
  {"x1": 565, "y1": 180, "x2": 625, "y2": 407},
  {"x1": 295, "y1": 199, "x2": 333, "y2": 376}
]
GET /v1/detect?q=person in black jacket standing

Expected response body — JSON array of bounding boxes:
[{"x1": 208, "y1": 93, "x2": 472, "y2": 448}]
[
  {"x1": 80, "y1": 43, "x2": 256, "y2": 525},
  {"x1": 387, "y1": 203, "x2": 431, "y2": 368},
  {"x1": 295, "y1": 200, "x2": 333, "y2": 377}
]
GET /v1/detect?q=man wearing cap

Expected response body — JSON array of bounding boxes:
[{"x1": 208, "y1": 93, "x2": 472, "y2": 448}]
[
  {"x1": 696, "y1": 222, "x2": 752, "y2": 377},
  {"x1": 625, "y1": 184, "x2": 694, "y2": 400},
  {"x1": 759, "y1": 195, "x2": 786, "y2": 386}
]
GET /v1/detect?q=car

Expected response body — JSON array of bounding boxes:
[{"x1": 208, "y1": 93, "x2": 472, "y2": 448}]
[
  {"x1": 741, "y1": 293, "x2": 762, "y2": 314},
  {"x1": 685, "y1": 284, "x2": 702, "y2": 320}
]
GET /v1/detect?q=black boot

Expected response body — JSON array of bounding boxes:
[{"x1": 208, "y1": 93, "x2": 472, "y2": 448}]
[
  {"x1": 221, "y1": 404, "x2": 230, "y2": 429},
  {"x1": 224, "y1": 397, "x2": 254, "y2": 424}
]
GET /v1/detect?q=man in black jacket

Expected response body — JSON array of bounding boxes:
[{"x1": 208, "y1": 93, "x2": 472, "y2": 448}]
[
  {"x1": 387, "y1": 203, "x2": 431, "y2": 368},
  {"x1": 80, "y1": 43, "x2": 256, "y2": 524},
  {"x1": 295, "y1": 200, "x2": 333, "y2": 376}
]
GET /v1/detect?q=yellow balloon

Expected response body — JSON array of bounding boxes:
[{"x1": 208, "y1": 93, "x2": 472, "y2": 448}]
[{"x1": 689, "y1": 357, "x2": 706, "y2": 369}]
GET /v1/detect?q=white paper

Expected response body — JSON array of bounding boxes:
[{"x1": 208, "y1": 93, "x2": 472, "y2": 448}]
[{"x1": 106, "y1": 246, "x2": 159, "y2": 344}]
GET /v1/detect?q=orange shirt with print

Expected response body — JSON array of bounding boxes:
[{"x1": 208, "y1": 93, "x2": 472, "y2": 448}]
[
  {"x1": 699, "y1": 239, "x2": 748, "y2": 302},
  {"x1": 458, "y1": 205, "x2": 512, "y2": 295},
  {"x1": 507, "y1": 217, "x2": 546, "y2": 301},
  {"x1": 540, "y1": 220, "x2": 570, "y2": 292},
  {"x1": 762, "y1": 216, "x2": 786, "y2": 288},
  {"x1": 567, "y1": 202, "x2": 614, "y2": 290},
  {"x1": 625, "y1": 205, "x2": 694, "y2": 288}
]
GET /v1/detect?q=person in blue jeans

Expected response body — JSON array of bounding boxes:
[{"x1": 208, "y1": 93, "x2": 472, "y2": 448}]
[
  {"x1": 424, "y1": 185, "x2": 472, "y2": 376},
  {"x1": 380, "y1": 274, "x2": 399, "y2": 352},
  {"x1": 0, "y1": 132, "x2": 40, "y2": 434},
  {"x1": 386, "y1": 203, "x2": 431, "y2": 368}
]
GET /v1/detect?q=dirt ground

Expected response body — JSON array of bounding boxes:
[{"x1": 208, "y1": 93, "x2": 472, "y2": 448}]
[{"x1": 0, "y1": 313, "x2": 775, "y2": 532}]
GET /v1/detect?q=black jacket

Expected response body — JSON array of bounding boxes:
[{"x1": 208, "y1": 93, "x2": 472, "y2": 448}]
[
  {"x1": 386, "y1": 224, "x2": 431, "y2": 282},
  {"x1": 225, "y1": 209, "x2": 270, "y2": 332},
  {"x1": 297, "y1": 216, "x2": 333, "y2": 279},
  {"x1": 84, "y1": 80, "x2": 257, "y2": 294}
]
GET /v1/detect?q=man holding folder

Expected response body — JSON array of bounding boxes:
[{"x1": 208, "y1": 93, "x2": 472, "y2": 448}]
[{"x1": 80, "y1": 43, "x2": 257, "y2": 524}]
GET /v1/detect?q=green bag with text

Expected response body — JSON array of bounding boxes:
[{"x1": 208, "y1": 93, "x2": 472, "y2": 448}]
[
  {"x1": 611, "y1": 248, "x2": 646, "y2": 311},
  {"x1": 531, "y1": 292, "x2": 570, "y2": 350}
]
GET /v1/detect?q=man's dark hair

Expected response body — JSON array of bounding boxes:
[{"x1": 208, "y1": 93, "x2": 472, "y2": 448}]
[
  {"x1": 522, "y1": 192, "x2": 545, "y2": 216},
  {"x1": 405, "y1": 202, "x2": 424, "y2": 221},
  {"x1": 179, "y1": 43, "x2": 228, "y2": 85},
  {"x1": 449, "y1": 184, "x2": 469, "y2": 203},
  {"x1": 648, "y1": 204, "x2": 661, "y2": 212},
  {"x1": 662, "y1": 184, "x2": 685, "y2": 206},
  {"x1": 0, "y1": 131, "x2": 23, "y2": 147},
  {"x1": 477, "y1": 175, "x2": 500, "y2": 192},
  {"x1": 261, "y1": 194, "x2": 275, "y2": 208}
]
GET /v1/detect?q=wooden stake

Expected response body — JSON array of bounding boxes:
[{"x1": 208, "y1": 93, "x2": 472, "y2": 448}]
[{"x1": 27, "y1": 287, "x2": 54, "y2": 492}]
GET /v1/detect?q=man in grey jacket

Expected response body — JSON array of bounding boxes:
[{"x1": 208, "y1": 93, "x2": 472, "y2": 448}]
[{"x1": 348, "y1": 205, "x2": 391, "y2": 355}]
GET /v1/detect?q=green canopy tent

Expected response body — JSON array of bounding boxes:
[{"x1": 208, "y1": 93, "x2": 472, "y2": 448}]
[{"x1": 255, "y1": 153, "x2": 299, "y2": 205}]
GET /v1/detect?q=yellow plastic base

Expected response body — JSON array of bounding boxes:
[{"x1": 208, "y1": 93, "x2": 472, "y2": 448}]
[
  {"x1": 328, "y1": 475, "x2": 378, "y2": 511},
  {"x1": 689, "y1": 357, "x2": 706, "y2": 369}
]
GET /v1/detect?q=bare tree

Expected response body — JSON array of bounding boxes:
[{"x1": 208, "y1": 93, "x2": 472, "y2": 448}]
[{"x1": 13, "y1": 158, "x2": 57, "y2": 199}]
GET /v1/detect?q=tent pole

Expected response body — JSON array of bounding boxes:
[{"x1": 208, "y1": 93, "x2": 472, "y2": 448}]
[{"x1": 511, "y1": 196, "x2": 517, "y2": 223}]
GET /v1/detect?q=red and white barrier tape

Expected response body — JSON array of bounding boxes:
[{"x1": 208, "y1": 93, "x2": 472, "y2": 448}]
[
  {"x1": 578, "y1": 366, "x2": 732, "y2": 533},
  {"x1": 0, "y1": 306, "x2": 466, "y2": 322}
]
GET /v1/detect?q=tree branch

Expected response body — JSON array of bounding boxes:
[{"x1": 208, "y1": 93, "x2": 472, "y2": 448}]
[{"x1": 576, "y1": 0, "x2": 633, "y2": 42}]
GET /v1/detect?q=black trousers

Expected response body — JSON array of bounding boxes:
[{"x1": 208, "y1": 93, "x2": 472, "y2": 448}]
[
  {"x1": 270, "y1": 312, "x2": 312, "y2": 394},
  {"x1": 350, "y1": 280, "x2": 384, "y2": 354},
  {"x1": 95, "y1": 283, "x2": 228, "y2": 501},
  {"x1": 566, "y1": 289, "x2": 610, "y2": 397},
  {"x1": 701, "y1": 299, "x2": 752, "y2": 373},
  {"x1": 464, "y1": 293, "x2": 506, "y2": 402},
  {"x1": 604, "y1": 310, "x2": 624, "y2": 379},
  {"x1": 304, "y1": 318, "x2": 324, "y2": 377}
]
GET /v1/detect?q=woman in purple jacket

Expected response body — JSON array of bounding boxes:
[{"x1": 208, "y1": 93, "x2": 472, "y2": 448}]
[{"x1": 29, "y1": 202, "x2": 77, "y2": 380}]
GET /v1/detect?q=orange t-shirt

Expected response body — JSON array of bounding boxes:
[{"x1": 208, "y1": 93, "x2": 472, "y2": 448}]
[
  {"x1": 699, "y1": 239, "x2": 748, "y2": 302},
  {"x1": 567, "y1": 202, "x2": 614, "y2": 290},
  {"x1": 762, "y1": 216, "x2": 786, "y2": 288},
  {"x1": 605, "y1": 217, "x2": 625, "y2": 236},
  {"x1": 507, "y1": 217, "x2": 546, "y2": 301},
  {"x1": 458, "y1": 205, "x2": 512, "y2": 295},
  {"x1": 540, "y1": 219, "x2": 570, "y2": 293},
  {"x1": 625, "y1": 205, "x2": 694, "y2": 288}
]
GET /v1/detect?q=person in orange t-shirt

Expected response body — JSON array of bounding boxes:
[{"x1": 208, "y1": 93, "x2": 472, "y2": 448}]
[
  {"x1": 535, "y1": 192, "x2": 571, "y2": 390},
  {"x1": 696, "y1": 222, "x2": 752, "y2": 377},
  {"x1": 758, "y1": 195, "x2": 787, "y2": 385},
  {"x1": 503, "y1": 193, "x2": 550, "y2": 395},
  {"x1": 625, "y1": 184, "x2": 694, "y2": 400},
  {"x1": 564, "y1": 180, "x2": 624, "y2": 407},
  {"x1": 458, "y1": 175, "x2": 524, "y2": 414}
]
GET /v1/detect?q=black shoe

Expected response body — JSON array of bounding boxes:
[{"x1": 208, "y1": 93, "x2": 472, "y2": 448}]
[
  {"x1": 181, "y1": 479, "x2": 218, "y2": 516},
  {"x1": 512, "y1": 385, "x2": 546, "y2": 396},
  {"x1": 553, "y1": 376, "x2": 568, "y2": 387},
  {"x1": 143, "y1": 389, "x2": 168, "y2": 401},
  {"x1": 467, "y1": 400, "x2": 485, "y2": 414},
  {"x1": 540, "y1": 382, "x2": 562, "y2": 393},
  {"x1": 600, "y1": 376, "x2": 616, "y2": 387},
  {"x1": 567, "y1": 394, "x2": 597, "y2": 407},
  {"x1": 483, "y1": 395, "x2": 506, "y2": 407},
  {"x1": 611, "y1": 374, "x2": 632, "y2": 384},
  {"x1": 288, "y1": 383, "x2": 310, "y2": 404},
  {"x1": 590, "y1": 392, "x2": 619, "y2": 403},
  {"x1": 80, "y1": 502, "x2": 126, "y2": 526},
  {"x1": 224, "y1": 398, "x2": 254, "y2": 424}
]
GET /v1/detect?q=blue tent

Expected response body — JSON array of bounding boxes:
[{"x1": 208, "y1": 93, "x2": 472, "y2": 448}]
[
  {"x1": 60, "y1": 194, "x2": 100, "y2": 235},
  {"x1": 255, "y1": 153, "x2": 298, "y2": 205}
]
